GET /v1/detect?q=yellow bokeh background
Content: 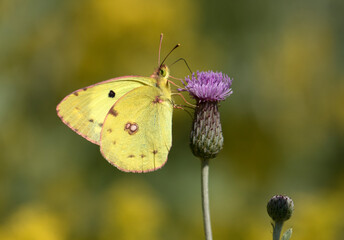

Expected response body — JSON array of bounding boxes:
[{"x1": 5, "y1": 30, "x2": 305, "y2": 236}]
[{"x1": 1, "y1": 0, "x2": 343, "y2": 239}]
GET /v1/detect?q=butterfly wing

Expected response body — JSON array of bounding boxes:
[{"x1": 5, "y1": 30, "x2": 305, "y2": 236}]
[
  {"x1": 56, "y1": 76, "x2": 155, "y2": 145},
  {"x1": 100, "y1": 85, "x2": 173, "y2": 173}
]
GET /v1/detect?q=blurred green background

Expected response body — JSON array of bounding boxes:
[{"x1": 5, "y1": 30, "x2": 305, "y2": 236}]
[{"x1": 1, "y1": 0, "x2": 344, "y2": 239}]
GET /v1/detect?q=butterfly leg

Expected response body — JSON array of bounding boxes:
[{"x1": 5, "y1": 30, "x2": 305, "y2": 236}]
[
  {"x1": 173, "y1": 105, "x2": 184, "y2": 110},
  {"x1": 171, "y1": 92, "x2": 196, "y2": 107}
]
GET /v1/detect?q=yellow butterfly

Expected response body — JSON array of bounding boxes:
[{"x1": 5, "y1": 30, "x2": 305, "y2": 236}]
[{"x1": 56, "y1": 34, "x2": 179, "y2": 173}]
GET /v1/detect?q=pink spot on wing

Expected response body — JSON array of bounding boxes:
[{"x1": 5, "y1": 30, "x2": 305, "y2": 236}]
[
  {"x1": 153, "y1": 96, "x2": 163, "y2": 104},
  {"x1": 130, "y1": 124, "x2": 137, "y2": 132},
  {"x1": 109, "y1": 108, "x2": 118, "y2": 117},
  {"x1": 124, "y1": 122, "x2": 139, "y2": 135}
]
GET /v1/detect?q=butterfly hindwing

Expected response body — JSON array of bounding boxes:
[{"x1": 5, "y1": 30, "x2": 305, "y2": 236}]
[
  {"x1": 56, "y1": 76, "x2": 155, "y2": 145},
  {"x1": 100, "y1": 85, "x2": 173, "y2": 173}
]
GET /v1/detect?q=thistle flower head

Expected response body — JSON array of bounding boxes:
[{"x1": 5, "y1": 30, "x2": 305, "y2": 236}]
[
  {"x1": 183, "y1": 71, "x2": 233, "y2": 102},
  {"x1": 186, "y1": 70, "x2": 233, "y2": 160},
  {"x1": 267, "y1": 195, "x2": 294, "y2": 223}
]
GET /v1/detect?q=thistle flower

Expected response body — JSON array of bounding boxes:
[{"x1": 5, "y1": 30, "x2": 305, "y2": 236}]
[
  {"x1": 183, "y1": 71, "x2": 233, "y2": 159},
  {"x1": 182, "y1": 70, "x2": 232, "y2": 240},
  {"x1": 183, "y1": 71, "x2": 233, "y2": 102}
]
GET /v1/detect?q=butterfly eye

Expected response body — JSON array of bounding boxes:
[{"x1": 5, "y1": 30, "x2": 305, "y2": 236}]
[{"x1": 160, "y1": 68, "x2": 166, "y2": 77}]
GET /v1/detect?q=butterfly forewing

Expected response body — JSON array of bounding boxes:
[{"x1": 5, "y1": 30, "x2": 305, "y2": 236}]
[
  {"x1": 56, "y1": 77, "x2": 155, "y2": 145},
  {"x1": 100, "y1": 86, "x2": 173, "y2": 173}
]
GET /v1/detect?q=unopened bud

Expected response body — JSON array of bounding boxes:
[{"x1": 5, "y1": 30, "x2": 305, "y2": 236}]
[{"x1": 267, "y1": 195, "x2": 294, "y2": 223}]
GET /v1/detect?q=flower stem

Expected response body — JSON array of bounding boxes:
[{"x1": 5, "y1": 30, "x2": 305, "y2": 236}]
[
  {"x1": 201, "y1": 158, "x2": 213, "y2": 240},
  {"x1": 273, "y1": 221, "x2": 284, "y2": 240}
]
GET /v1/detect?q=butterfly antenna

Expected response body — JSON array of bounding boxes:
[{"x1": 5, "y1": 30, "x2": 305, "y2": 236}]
[
  {"x1": 161, "y1": 43, "x2": 181, "y2": 66},
  {"x1": 158, "y1": 33, "x2": 163, "y2": 66},
  {"x1": 171, "y1": 58, "x2": 193, "y2": 74}
]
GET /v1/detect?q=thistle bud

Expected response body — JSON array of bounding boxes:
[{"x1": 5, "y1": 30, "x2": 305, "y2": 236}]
[
  {"x1": 182, "y1": 71, "x2": 233, "y2": 160},
  {"x1": 267, "y1": 195, "x2": 294, "y2": 223}
]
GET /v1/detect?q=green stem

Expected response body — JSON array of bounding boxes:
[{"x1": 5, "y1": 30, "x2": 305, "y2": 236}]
[
  {"x1": 273, "y1": 221, "x2": 284, "y2": 240},
  {"x1": 201, "y1": 158, "x2": 213, "y2": 240}
]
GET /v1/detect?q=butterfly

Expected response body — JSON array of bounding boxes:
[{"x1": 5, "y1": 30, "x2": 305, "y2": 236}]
[{"x1": 56, "y1": 34, "x2": 179, "y2": 173}]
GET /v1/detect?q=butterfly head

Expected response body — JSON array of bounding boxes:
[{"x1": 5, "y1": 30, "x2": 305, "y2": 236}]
[
  {"x1": 151, "y1": 64, "x2": 171, "y2": 94},
  {"x1": 158, "y1": 64, "x2": 170, "y2": 79},
  {"x1": 151, "y1": 64, "x2": 170, "y2": 82}
]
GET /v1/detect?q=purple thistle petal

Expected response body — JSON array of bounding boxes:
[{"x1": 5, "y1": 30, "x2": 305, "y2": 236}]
[{"x1": 182, "y1": 71, "x2": 233, "y2": 102}]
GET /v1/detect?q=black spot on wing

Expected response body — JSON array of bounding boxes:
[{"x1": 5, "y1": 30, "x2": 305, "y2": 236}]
[{"x1": 108, "y1": 90, "x2": 116, "y2": 98}]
